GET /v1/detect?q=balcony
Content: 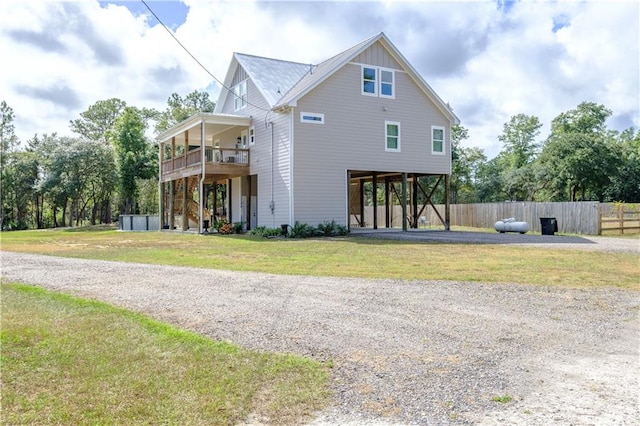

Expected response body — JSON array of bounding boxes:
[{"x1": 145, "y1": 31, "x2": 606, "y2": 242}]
[{"x1": 161, "y1": 147, "x2": 250, "y2": 182}]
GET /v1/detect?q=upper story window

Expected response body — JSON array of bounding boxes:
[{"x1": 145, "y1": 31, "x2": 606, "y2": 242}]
[
  {"x1": 233, "y1": 80, "x2": 247, "y2": 111},
  {"x1": 385, "y1": 121, "x2": 400, "y2": 152},
  {"x1": 300, "y1": 112, "x2": 325, "y2": 124},
  {"x1": 432, "y1": 125, "x2": 445, "y2": 155},
  {"x1": 362, "y1": 67, "x2": 377, "y2": 96},
  {"x1": 361, "y1": 65, "x2": 394, "y2": 98},
  {"x1": 249, "y1": 127, "x2": 255, "y2": 145}
]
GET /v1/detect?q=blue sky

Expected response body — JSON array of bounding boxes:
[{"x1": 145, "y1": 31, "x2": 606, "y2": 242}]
[{"x1": 2, "y1": 0, "x2": 638, "y2": 158}]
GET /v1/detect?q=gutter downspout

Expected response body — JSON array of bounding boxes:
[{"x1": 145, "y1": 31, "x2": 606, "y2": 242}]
[
  {"x1": 269, "y1": 119, "x2": 275, "y2": 227},
  {"x1": 289, "y1": 107, "x2": 294, "y2": 227},
  {"x1": 199, "y1": 118, "x2": 205, "y2": 234}
]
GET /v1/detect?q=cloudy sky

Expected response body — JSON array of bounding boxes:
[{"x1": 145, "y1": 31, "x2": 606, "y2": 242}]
[{"x1": 2, "y1": 0, "x2": 638, "y2": 158}]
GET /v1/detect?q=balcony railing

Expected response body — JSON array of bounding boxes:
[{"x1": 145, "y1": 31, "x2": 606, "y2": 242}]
[{"x1": 162, "y1": 148, "x2": 250, "y2": 175}]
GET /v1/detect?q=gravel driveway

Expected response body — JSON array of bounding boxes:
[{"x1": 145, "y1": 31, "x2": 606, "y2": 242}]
[{"x1": 1, "y1": 249, "x2": 638, "y2": 425}]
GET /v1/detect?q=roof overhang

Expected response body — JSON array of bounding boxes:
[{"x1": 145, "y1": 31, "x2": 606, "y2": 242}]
[{"x1": 156, "y1": 113, "x2": 252, "y2": 144}]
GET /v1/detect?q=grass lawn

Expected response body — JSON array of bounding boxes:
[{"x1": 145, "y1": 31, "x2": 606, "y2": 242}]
[
  {"x1": 1, "y1": 227, "x2": 638, "y2": 290},
  {"x1": 1, "y1": 283, "x2": 330, "y2": 425}
]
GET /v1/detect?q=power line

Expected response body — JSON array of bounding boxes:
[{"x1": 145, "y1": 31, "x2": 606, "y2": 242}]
[{"x1": 140, "y1": 0, "x2": 269, "y2": 112}]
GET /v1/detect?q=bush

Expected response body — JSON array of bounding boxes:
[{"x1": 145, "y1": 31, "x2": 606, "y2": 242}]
[
  {"x1": 250, "y1": 226, "x2": 282, "y2": 238},
  {"x1": 289, "y1": 221, "x2": 316, "y2": 238},
  {"x1": 232, "y1": 222, "x2": 245, "y2": 234},
  {"x1": 218, "y1": 223, "x2": 233, "y2": 235},
  {"x1": 317, "y1": 220, "x2": 349, "y2": 237}
]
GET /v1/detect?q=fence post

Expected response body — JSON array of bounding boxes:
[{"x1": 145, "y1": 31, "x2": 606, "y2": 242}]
[
  {"x1": 618, "y1": 204, "x2": 624, "y2": 235},
  {"x1": 597, "y1": 203, "x2": 602, "y2": 235}
]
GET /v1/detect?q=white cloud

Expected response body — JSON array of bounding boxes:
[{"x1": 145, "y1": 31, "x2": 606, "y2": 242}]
[{"x1": 1, "y1": 0, "x2": 637, "y2": 159}]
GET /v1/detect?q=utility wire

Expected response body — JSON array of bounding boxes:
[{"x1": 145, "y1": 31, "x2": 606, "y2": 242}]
[{"x1": 140, "y1": 0, "x2": 270, "y2": 112}]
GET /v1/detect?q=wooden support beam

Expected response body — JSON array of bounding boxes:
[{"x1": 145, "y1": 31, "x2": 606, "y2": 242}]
[
  {"x1": 247, "y1": 175, "x2": 252, "y2": 230},
  {"x1": 372, "y1": 173, "x2": 378, "y2": 229},
  {"x1": 169, "y1": 180, "x2": 175, "y2": 230},
  {"x1": 227, "y1": 179, "x2": 233, "y2": 222},
  {"x1": 359, "y1": 179, "x2": 365, "y2": 227},
  {"x1": 416, "y1": 175, "x2": 446, "y2": 228},
  {"x1": 402, "y1": 173, "x2": 407, "y2": 231},
  {"x1": 182, "y1": 177, "x2": 188, "y2": 231},
  {"x1": 159, "y1": 181, "x2": 165, "y2": 229},
  {"x1": 213, "y1": 183, "x2": 218, "y2": 222},
  {"x1": 412, "y1": 175, "x2": 418, "y2": 228},
  {"x1": 384, "y1": 177, "x2": 390, "y2": 228},
  {"x1": 347, "y1": 170, "x2": 351, "y2": 231},
  {"x1": 445, "y1": 174, "x2": 451, "y2": 231}
]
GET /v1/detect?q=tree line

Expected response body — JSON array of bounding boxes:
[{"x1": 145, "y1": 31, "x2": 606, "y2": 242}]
[
  {"x1": 1, "y1": 98, "x2": 638, "y2": 231},
  {"x1": 1, "y1": 92, "x2": 214, "y2": 230}
]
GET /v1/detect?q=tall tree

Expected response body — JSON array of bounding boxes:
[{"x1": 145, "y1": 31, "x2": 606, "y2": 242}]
[
  {"x1": 111, "y1": 107, "x2": 156, "y2": 214},
  {"x1": 450, "y1": 125, "x2": 487, "y2": 203},
  {"x1": 538, "y1": 102, "x2": 620, "y2": 201},
  {"x1": 69, "y1": 98, "x2": 127, "y2": 144},
  {"x1": 498, "y1": 113, "x2": 542, "y2": 170},
  {"x1": 603, "y1": 128, "x2": 640, "y2": 202},
  {"x1": 154, "y1": 91, "x2": 215, "y2": 134},
  {"x1": 1, "y1": 101, "x2": 20, "y2": 229}
]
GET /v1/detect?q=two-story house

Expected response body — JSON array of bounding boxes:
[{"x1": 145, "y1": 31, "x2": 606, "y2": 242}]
[{"x1": 157, "y1": 32, "x2": 459, "y2": 232}]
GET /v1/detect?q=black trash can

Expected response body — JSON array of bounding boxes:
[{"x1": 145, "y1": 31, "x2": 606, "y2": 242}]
[{"x1": 540, "y1": 217, "x2": 558, "y2": 235}]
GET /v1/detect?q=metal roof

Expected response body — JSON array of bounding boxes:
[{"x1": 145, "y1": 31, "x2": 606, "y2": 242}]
[{"x1": 234, "y1": 53, "x2": 311, "y2": 107}]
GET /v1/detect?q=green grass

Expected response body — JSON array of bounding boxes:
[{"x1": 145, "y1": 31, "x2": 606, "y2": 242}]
[
  {"x1": 1, "y1": 227, "x2": 638, "y2": 289},
  {"x1": 1, "y1": 282, "x2": 330, "y2": 425},
  {"x1": 492, "y1": 395, "x2": 513, "y2": 404}
]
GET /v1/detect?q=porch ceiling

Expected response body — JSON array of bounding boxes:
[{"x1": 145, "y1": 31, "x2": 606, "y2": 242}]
[{"x1": 156, "y1": 113, "x2": 252, "y2": 146}]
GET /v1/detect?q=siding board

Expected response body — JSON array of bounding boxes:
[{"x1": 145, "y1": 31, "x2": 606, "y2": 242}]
[{"x1": 292, "y1": 62, "x2": 450, "y2": 225}]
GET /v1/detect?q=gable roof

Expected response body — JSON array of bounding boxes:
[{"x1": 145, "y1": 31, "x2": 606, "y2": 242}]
[
  {"x1": 276, "y1": 32, "x2": 459, "y2": 125},
  {"x1": 214, "y1": 53, "x2": 310, "y2": 113},
  {"x1": 215, "y1": 32, "x2": 459, "y2": 125}
]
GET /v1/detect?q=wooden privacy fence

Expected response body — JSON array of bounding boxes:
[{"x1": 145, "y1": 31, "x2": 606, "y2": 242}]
[{"x1": 363, "y1": 202, "x2": 640, "y2": 235}]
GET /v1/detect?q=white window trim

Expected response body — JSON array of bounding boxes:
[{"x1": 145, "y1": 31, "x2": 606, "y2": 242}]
[
  {"x1": 300, "y1": 112, "x2": 325, "y2": 124},
  {"x1": 233, "y1": 80, "x2": 247, "y2": 111},
  {"x1": 385, "y1": 121, "x2": 401, "y2": 152},
  {"x1": 361, "y1": 65, "x2": 378, "y2": 97},
  {"x1": 379, "y1": 67, "x2": 395, "y2": 99},
  {"x1": 431, "y1": 125, "x2": 445, "y2": 155},
  {"x1": 249, "y1": 126, "x2": 255, "y2": 145},
  {"x1": 360, "y1": 65, "x2": 395, "y2": 98}
]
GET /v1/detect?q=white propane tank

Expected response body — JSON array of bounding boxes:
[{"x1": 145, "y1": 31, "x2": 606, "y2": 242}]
[{"x1": 494, "y1": 217, "x2": 529, "y2": 234}]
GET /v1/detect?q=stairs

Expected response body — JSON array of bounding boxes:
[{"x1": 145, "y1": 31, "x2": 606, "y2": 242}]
[{"x1": 172, "y1": 178, "x2": 208, "y2": 229}]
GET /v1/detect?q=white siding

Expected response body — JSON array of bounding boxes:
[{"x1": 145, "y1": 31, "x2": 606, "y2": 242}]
[
  {"x1": 292, "y1": 62, "x2": 451, "y2": 226},
  {"x1": 217, "y1": 72, "x2": 293, "y2": 228},
  {"x1": 353, "y1": 41, "x2": 402, "y2": 69}
]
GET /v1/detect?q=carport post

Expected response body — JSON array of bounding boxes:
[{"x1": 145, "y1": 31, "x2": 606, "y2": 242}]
[
  {"x1": 445, "y1": 174, "x2": 451, "y2": 231},
  {"x1": 372, "y1": 173, "x2": 378, "y2": 229},
  {"x1": 402, "y1": 173, "x2": 408, "y2": 231}
]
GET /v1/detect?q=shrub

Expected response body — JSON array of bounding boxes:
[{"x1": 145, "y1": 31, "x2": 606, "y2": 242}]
[
  {"x1": 250, "y1": 226, "x2": 282, "y2": 238},
  {"x1": 317, "y1": 220, "x2": 349, "y2": 237},
  {"x1": 289, "y1": 221, "x2": 316, "y2": 238},
  {"x1": 218, "y1": 223, "x2": 233, "y2": 234},
  {"x1": 232, "y1": 222, "x2": 245, "y2": 234}
]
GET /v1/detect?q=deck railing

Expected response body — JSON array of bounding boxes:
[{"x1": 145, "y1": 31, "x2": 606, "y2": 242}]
[{"x1": 162, "y1": 148, "x2": 249, "y2": 174}]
